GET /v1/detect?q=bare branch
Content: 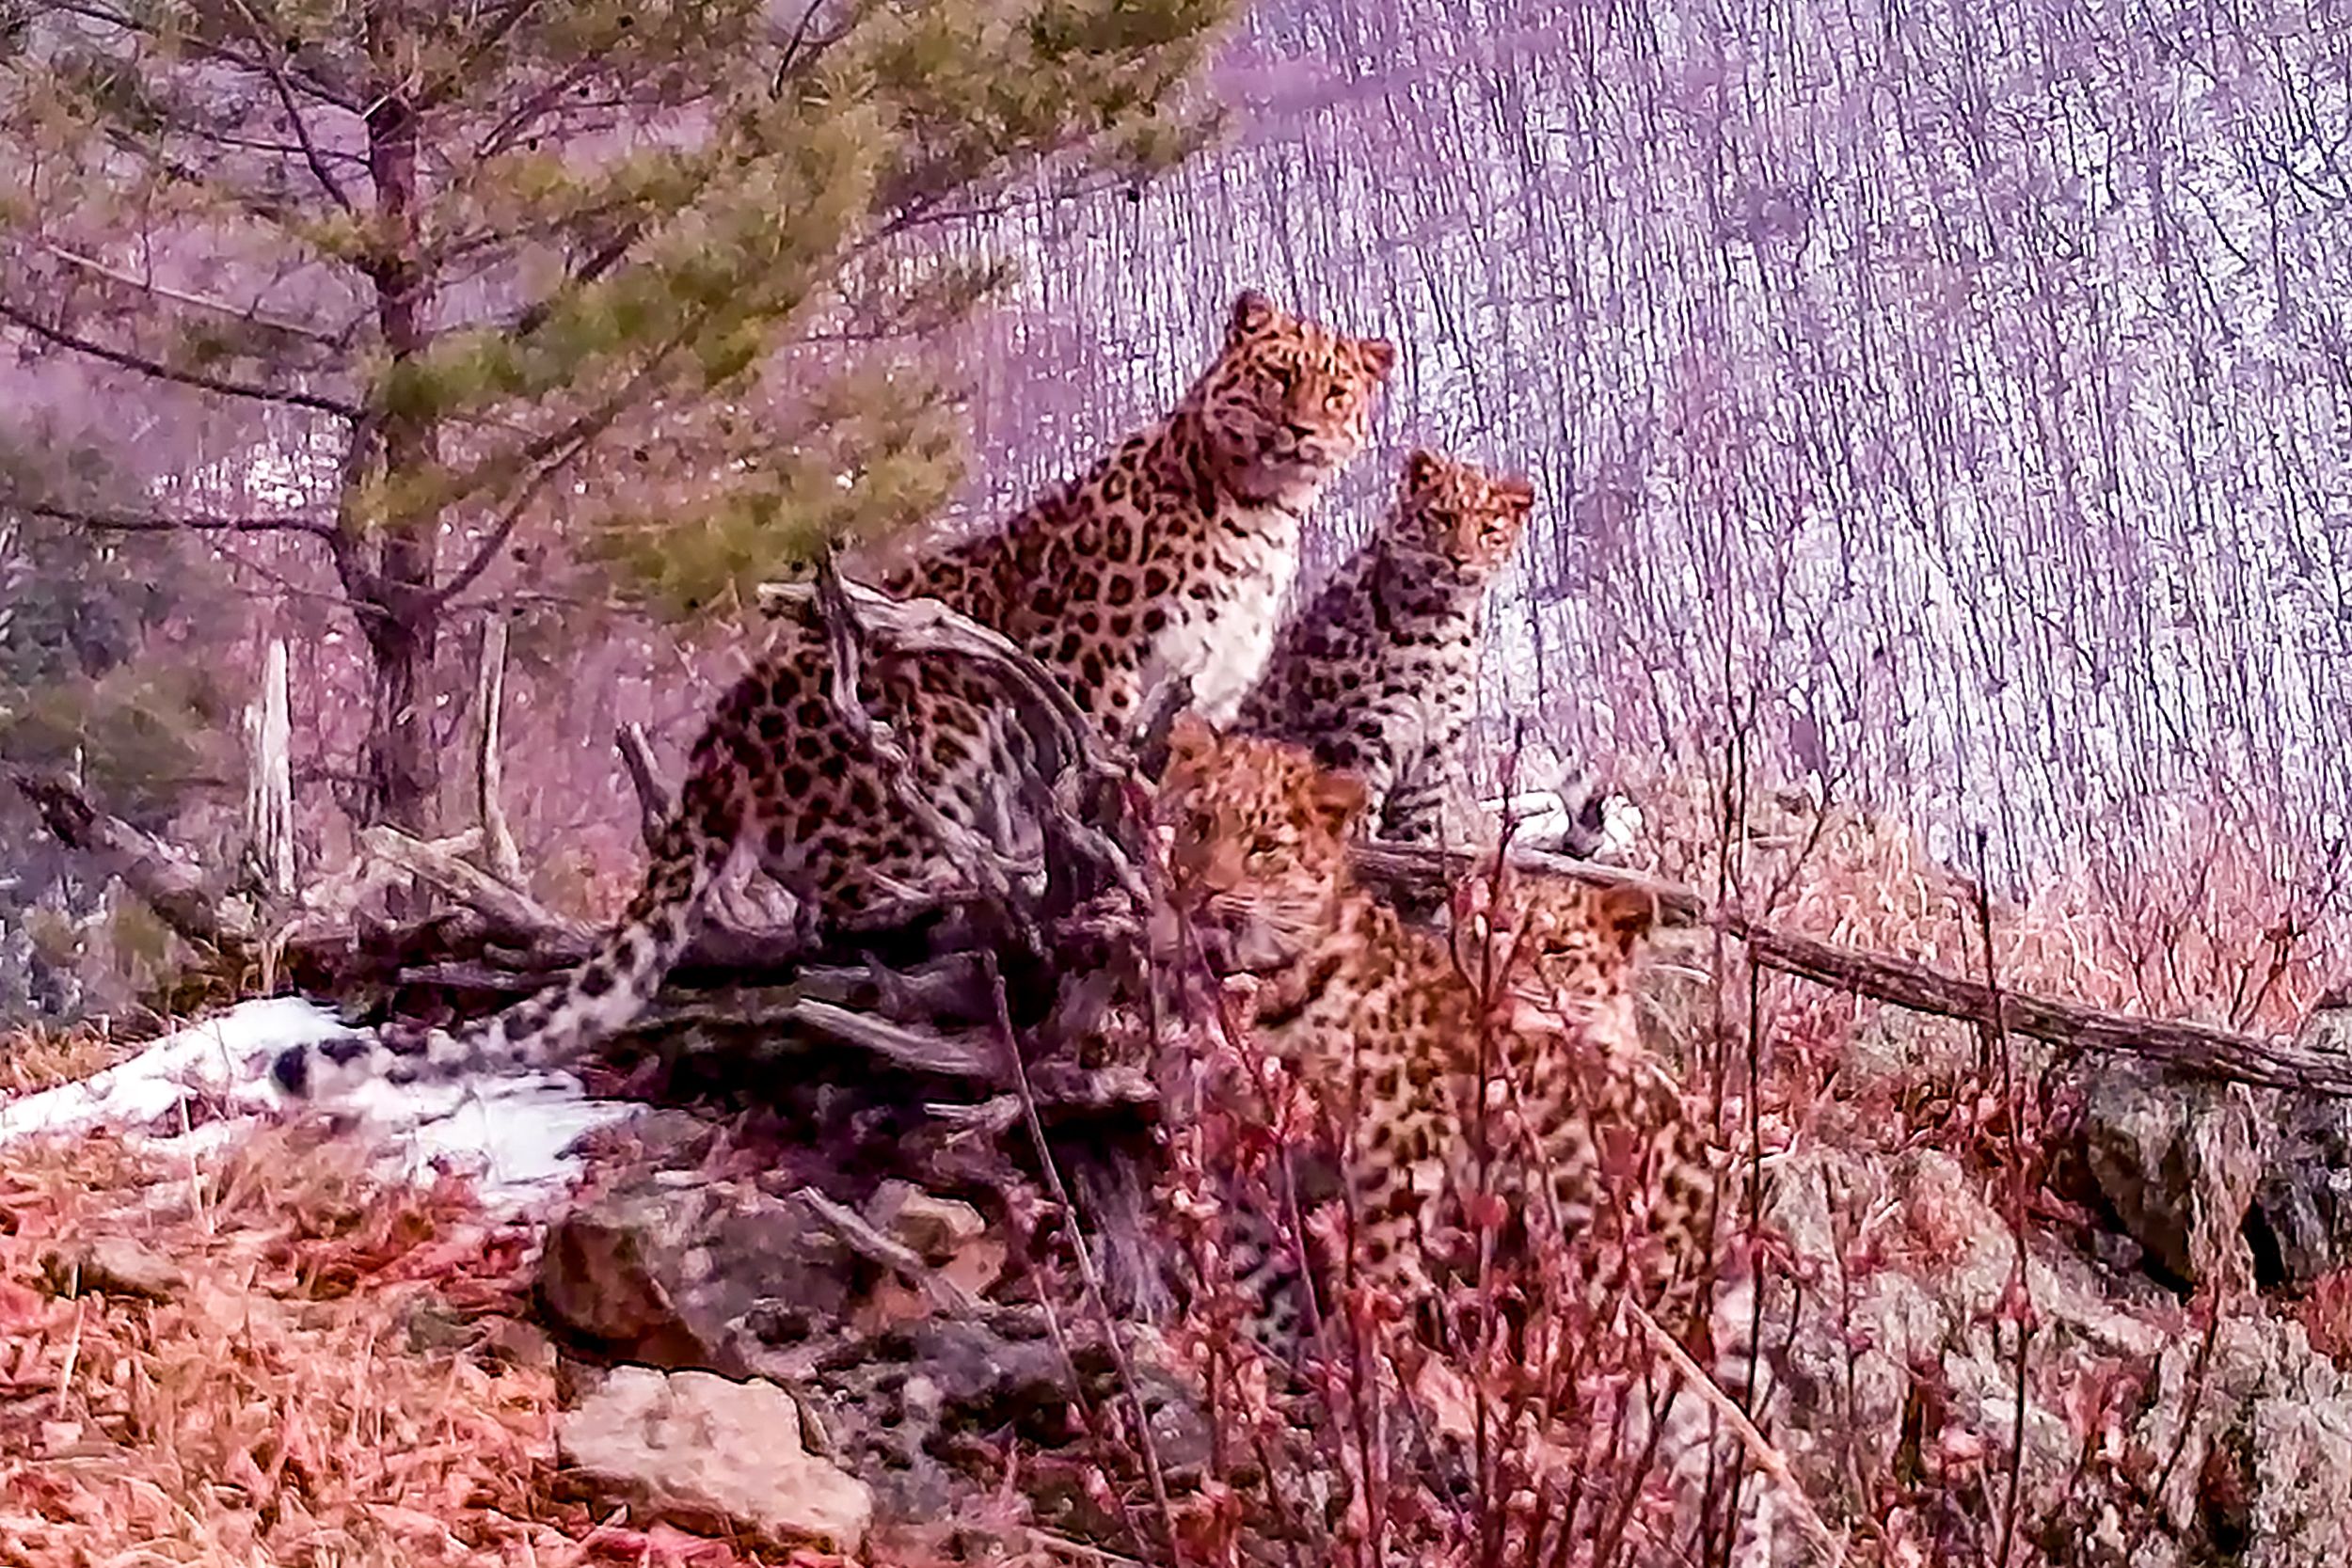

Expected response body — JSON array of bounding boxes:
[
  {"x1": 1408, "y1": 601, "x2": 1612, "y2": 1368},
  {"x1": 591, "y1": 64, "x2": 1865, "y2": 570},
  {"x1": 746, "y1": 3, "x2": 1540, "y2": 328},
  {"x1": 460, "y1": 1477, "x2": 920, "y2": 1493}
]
[
  {"x1": 17, "y1": 499, "x2": 337, "y2": 539},
  {"x1": 613, "y1": 721, "x2": 671, "y2": 850},
  {"x1": 357, "y1": 822, "x2": 583, "y2": 942},
  {"x1": 792, "y1": 1186, "x2": 983, "y2": 1320},
  {"x1": 221, "y1": 0, "x2": 361, "y2": 214},
  {"x1": 7, "y1": 768, "x2": 257, "y2": 955},
  {"x1": 0, "y1": 298, "x2": 360, "y2": 418},
  {"x1": 427, "y1": 422, "x2": 596, "y2": 608},
  {"x1": 29, "y1": 240, "x2": 336, "y2": 341},
  {"x1": 423, "y1": 0, "x2": 552, "y2": 111}
]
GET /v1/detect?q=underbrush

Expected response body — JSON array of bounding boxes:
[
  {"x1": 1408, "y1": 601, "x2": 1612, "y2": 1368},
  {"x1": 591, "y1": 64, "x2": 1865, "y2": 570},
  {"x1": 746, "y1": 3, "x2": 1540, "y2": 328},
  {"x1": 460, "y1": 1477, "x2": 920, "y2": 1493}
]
[
  {"x1": 1079, "y1": 762, "x2": 2349, "y2": 1566},
  {"x1": 0, "y1": 1124, "x2": 834, "y2": 1567},
  {"x1": 3, "y1": 754, "x2": 2342, "y2": 1566}
]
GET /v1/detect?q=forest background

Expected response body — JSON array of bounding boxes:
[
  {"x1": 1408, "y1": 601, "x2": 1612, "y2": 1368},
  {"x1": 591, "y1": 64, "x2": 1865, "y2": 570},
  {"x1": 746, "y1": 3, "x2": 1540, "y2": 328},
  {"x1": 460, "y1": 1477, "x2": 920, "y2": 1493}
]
[{"x1": 1, "y1": 0, "x2": 2344, "y2": 1030}]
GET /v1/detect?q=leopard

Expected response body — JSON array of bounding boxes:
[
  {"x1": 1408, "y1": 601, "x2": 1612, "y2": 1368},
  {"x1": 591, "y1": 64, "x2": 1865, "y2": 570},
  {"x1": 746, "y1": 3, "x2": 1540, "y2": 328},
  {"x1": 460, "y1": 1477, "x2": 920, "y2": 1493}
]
[
  {"x1": 867, "y1": 290, "x2": 1398, "y2": 741},
  {"x1": 1230, "y1": 448, "x2": 1535, "y2": 847},
  {"x1": 1153, "y1": 714, "x2": 1715, "y2": 1366},
  {"x1": 272, "y1": 290, "x2": 1396, "y2": 1101}
]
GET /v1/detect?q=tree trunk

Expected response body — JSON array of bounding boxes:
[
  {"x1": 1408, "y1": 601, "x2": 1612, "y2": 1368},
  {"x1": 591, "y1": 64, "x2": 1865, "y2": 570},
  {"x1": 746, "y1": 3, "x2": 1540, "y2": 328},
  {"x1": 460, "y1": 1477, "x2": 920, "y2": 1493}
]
[{"x1": 357, "y1": 0, "x2": 441, "y2": 836}]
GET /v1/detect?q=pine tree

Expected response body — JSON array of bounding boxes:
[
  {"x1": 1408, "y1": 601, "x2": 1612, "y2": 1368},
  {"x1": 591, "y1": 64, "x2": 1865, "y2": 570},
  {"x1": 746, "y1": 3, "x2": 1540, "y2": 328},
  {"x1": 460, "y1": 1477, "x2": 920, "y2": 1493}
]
[{"x1": 0, "y1": 0, "x2": 1232, "y2": 833}]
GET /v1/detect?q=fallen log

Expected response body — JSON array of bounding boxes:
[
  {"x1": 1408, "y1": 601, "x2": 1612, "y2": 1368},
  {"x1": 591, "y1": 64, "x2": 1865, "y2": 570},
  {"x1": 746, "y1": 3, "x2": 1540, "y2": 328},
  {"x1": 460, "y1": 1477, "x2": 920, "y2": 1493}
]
[
  {"x1": 1349, "y1": 837, "x2": 2352, "y2": 1097},
  {"x1": 1741, "y1": 922, "x2": 2352, "y2": 1094},
  {"x1": 8, "y1": 768, "x2": 256, "y2": 955}
]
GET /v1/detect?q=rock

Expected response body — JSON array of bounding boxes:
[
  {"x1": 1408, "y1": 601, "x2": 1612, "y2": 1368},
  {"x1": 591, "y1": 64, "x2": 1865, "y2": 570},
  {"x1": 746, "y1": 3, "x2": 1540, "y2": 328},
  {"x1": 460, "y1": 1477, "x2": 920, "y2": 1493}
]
[
  {"x1": 867, "y1": 1181, "x2": 986, "y2": 1261},
  {"x1": 536, "y1": 1176, "x2": 864, "y2": 1375},
  {"x1": 40, "y1": 1239, "x2": 186, "y2": 1303},
  {"x1": 559, "y1": 1366, "x2": 872, "y2": 1554},
  {"x1": 807, "y1": 1309, "x2": 1214, "y2": 1533},
  {"x1": 2079, "y1": 1058, "x2": 2265, "y2": 1289},
  {"x1": 2134, "y1": 1314, "x2": 2352, "y2": 1566},
  {"x1": 1750, "y1": 1141, "x2": 2352, "y2": 1568},
  {"x1": 2246, "y1": 1010, "x2": 2352, "y2": 1288}
]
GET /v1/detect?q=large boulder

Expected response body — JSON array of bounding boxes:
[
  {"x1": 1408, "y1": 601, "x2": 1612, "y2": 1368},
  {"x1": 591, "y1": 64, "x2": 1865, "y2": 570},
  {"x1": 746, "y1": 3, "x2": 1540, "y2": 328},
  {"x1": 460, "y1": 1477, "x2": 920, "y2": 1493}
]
[
  {"x1": 534, "y1": 1175, "x2": 866, "y2": 1376},
  {"x1": 1751, "y1": 1143, "x2": 2352, "y2": 1567},
  {"x1": 2247, "y1": 1001, "x2": 2352, "y2": 1289}
]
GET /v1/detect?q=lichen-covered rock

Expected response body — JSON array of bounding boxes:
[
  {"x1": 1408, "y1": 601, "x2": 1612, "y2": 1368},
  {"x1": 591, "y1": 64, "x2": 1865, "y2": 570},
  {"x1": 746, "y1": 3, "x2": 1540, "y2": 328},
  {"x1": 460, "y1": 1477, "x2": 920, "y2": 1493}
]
[
  {"x1": 867, "y1": 1180, "x2": 987, "y2": 1261},
  {"x1": 1752, "y1": 1142, "x2": 2352, "y2": 1568},
  {"x1": 559, "y1": 1366, "x2": 873, "y2": 1553},
  {"x1": 2079, "y1": 1058, "x2": 2265, "y2": 1290},
  {"x1": 2247, "y1": 1004, "x2": 2352, "y2": 1289},
  {"x1": 535, "y1": 1176, "x2": 864, "y2": 1375}
]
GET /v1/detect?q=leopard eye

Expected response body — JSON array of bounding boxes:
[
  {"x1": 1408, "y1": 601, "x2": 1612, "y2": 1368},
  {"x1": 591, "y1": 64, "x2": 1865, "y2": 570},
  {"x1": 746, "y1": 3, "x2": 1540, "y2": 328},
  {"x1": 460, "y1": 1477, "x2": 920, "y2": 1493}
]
[{"x1": 1323, "y1": 388, "x2": 1347, "y2": 410}]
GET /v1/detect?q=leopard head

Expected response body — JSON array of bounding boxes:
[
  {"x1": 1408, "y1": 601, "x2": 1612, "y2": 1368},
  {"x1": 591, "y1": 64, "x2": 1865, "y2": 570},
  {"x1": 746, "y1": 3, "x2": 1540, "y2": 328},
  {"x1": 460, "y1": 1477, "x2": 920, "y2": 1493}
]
[
  {"x1": 1392, "y1": 450, "x2": 1537, "y2": 578},
  {"x1": 1159, "y1": 713, "x2": 1366, "y2": 975},
  {"x1": 1191, "y1": 290, "x2": 1396, "y2": 509},
  {"x1": 1455, "y1": 867, "x2": 1653, "y2": 1034}
]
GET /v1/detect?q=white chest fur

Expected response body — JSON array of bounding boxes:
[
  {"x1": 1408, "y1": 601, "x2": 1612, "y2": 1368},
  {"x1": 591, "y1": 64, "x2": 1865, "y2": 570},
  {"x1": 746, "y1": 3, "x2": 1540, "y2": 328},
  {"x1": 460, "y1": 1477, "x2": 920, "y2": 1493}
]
[{"x1": 1165, "y1": 502, "x2": 1304, "y2": 724}]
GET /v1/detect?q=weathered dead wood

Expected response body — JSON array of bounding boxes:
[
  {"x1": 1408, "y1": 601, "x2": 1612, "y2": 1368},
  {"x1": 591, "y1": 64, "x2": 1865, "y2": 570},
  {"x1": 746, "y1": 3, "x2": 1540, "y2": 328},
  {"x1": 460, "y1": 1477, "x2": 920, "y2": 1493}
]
[
  {"x1": 1350, "y1": 838, "x2": 1703, "y2": 921},
  {"x1": 613, "y1": 721, "x2": 669, "y2": 851},
  {"x1": 471, "y1": 615, "x2": 525, "y2": 886},
  {"x1": 1740, "y1": 922, "x2": 2352, "y2": 1094},
  {"x1": 357, "y1": 824, "x2": 583, "y2": 943},
  {"x1": 8, "y1": 768, "x2": 255, "y2": 953},
  {"x1": 794, "y1": 1186, "x2": 983, "y2": 1319},
  {"x1": 241, "y1": 638, "x2": 294, "y2": 900},
  {"x1": 1350, "y1": 837, "x2": 2352, "y2": 1096},
  {"x1": 772, "y1": 568, "x2": 1146, "y2": 912}
]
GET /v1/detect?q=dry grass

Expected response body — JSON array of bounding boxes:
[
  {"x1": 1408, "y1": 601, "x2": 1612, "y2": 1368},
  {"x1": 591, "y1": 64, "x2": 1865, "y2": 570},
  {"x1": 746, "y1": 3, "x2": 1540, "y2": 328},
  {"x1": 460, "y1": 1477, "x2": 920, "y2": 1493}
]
[
  {"x1": 1629, "y1": 761, "x2": 2343, "y2": 1037},
  {"x1": 0, "y1": 1121, "x2": 842, "y2": 1568},
  {"x1": 0, "y1": 1019, "x2": 144, "y2": 1097}
]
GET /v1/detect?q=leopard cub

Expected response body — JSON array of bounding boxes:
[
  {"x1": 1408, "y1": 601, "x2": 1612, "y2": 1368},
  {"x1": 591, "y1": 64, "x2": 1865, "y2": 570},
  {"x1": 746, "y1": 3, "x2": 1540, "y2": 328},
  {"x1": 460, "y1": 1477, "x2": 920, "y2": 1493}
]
[
  {"x1": 1157, "y1": 715, "x2": 1713, "y2": 1352},
  {"x1": 1232, "y1": 449, "x2": 1535, "y2": 846}
]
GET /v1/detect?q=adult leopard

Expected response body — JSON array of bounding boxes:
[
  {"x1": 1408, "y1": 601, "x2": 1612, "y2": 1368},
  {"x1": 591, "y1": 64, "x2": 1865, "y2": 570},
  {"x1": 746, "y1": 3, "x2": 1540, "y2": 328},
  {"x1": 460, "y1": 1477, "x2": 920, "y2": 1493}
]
[{"x1": 274, "y1": 291, "x2": 1395, "y2": 1098}]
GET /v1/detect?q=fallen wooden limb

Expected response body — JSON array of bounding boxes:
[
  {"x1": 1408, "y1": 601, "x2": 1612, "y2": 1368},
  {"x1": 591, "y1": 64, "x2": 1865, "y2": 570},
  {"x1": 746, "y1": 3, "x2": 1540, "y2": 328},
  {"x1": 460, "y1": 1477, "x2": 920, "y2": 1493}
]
[
  {"x1": 1348, "y1": 836, "x2": 2352, "y2": 1097},
  {"x1": 1351, "y1": 838, "x2": 1703, "y2": 920},
  {"x1": 1739, "y1": 922, "x2": 2352, "y2": 1095},
  {"x1": 8, "y1": 768, "x2": 256, "y2": 953},
  {"x1": 358, "y1": 824, "x2": 584, "y2": 944},
  {"x1": 795, "y1": 1186, "x2": 983, "y2": 1320}
]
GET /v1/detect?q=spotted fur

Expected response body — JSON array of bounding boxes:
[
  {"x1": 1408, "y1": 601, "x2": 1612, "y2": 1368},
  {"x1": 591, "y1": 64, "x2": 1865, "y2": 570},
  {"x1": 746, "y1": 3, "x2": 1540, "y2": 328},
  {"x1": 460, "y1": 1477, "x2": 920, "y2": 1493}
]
[
  {"x1": 1232, "y1": 450, "x2": 1534, "y2": 845},
  {"x1": 274, "y1": 292, "x2": 1394, "y2": 1101},
  {"x1": 1158, "y1": 717, "x2": 1712, "y2": 1354}
]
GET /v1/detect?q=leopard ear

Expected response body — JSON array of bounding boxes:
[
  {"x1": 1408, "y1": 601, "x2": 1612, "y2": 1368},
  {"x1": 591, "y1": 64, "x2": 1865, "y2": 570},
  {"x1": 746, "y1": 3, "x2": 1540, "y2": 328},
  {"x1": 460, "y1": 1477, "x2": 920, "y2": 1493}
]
[
  {"x1": 1495, "y1": 473, "x2": 1536, "y2": 514},
  {"x1": 1358, "y1": 336, "x2": 1398, "y2": 378},
  {"x1": 1403, "y1": 449, "x2": 1448, "y2": 496},
  {"x1": 1308, "y1": 768, "x2": 1370, "y2": 837},
  {"x1": 1164, "y1": 712, "x2": 1221, "y2": 776},
  {"x1": 1591, "y1": 882, "x2": 1656, "y2": 955},
  {"x1": 1228, "y1": 290, "x2": 1279, "y2": 343}
]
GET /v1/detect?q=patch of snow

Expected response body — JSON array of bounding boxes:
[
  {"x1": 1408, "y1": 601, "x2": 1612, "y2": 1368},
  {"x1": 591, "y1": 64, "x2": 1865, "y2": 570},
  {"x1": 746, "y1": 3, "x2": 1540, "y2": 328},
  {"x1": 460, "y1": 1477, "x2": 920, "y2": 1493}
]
[
  {"x1": 0, "y1": 994, "x2": 345, "y2": 1145},
  {"x1": 0, "y1": 996, "x2": 636, "y2": 1218},
  {"x1": 339, "y1": 1070, "x2": 638, "y2": 1213}
]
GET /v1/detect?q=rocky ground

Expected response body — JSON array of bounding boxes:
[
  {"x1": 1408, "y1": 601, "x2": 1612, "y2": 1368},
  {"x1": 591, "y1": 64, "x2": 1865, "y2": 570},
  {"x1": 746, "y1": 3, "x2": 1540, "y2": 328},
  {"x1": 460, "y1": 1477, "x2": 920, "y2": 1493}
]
[{"x1": 5, "y1": 782, "x2": 2352, "y2": 1565}]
